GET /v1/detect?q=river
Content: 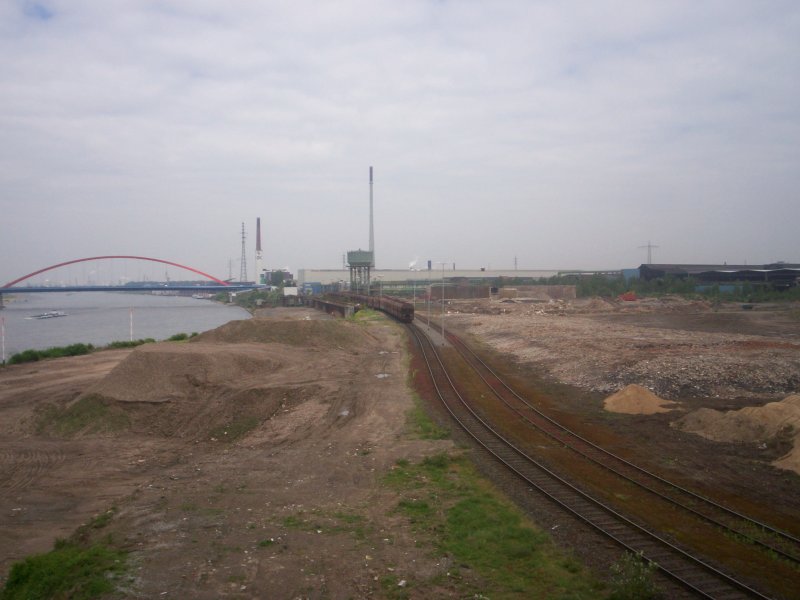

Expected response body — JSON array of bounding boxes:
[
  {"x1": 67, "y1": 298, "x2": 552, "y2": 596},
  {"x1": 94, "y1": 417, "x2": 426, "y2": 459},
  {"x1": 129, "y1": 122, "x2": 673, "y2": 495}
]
[{"x1": 0, "y1": 292, "x2": 251, "y2": 360}]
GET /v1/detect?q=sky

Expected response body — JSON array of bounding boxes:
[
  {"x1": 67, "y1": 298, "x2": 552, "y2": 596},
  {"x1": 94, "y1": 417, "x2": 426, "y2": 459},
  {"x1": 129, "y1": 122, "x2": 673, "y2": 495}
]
[{"x1": 1, "y1": 0, "x2": 798, "y2": 284}]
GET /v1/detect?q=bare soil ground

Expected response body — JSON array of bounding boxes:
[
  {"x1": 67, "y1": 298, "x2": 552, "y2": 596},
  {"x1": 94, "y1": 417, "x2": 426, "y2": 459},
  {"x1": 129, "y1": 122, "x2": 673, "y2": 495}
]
[
  {"x1": 444, "y1": 296, "x2": 800, "y2": 526},
  {"x1": 0, "y1": 307, "x2": 457, "y2": 598},
  {"x1": 3, "y1": 297, "x2": 800, "y2": 598}
]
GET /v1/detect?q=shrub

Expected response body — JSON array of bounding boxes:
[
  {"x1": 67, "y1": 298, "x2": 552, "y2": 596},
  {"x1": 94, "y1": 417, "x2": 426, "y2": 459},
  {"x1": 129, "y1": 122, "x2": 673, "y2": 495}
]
[
  {"x1": 106, "y1": 338, "x2": 155, "y2": 349},
  {"x1": 9, "y1": 343, "x2": 94, "y2": 364},
  {"x1": 608, "y1": 551, "x2": 660, "y2": 599}
]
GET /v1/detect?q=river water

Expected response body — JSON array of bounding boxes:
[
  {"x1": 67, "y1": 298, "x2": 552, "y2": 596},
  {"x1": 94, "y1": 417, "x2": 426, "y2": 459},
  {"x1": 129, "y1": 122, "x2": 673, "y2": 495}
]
[{"x1": 0, "y1": 292, "x2": 251, "y2": 360}]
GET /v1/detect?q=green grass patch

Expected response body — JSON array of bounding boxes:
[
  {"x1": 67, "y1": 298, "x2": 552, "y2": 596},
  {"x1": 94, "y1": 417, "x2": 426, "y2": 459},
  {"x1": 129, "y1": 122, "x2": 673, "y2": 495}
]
[
  {"x1": 405, "y1": 394, "x2": 449, "y2": 440},
  {"x1": 1, "y1": 539, "x2": 126, "y2": 600},
  {"x1": 282, "y1": 514, "x2": 306, "y2": 529},
  {"x1": 208, "y1": 416, "x2": 260, "y2": 442},
  {"x1": 277, "y1": 509, "x2": 372, "y2": 541},
  {"x1": 37, "y1": 395, "x2": 130, "y2": 436},
  {"x1": 350, "y1": 308, "x2": 382, "y2": 322},
  {"x1": 384, "y1": 453, "x2": 605, "y2": 598}
]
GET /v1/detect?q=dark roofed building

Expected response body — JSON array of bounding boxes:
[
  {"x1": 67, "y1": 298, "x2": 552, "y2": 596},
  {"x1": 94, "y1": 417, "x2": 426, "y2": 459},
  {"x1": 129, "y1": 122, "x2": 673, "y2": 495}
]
[{"x1": 639, "y1": 263, "x2": 800, "y2": 289}]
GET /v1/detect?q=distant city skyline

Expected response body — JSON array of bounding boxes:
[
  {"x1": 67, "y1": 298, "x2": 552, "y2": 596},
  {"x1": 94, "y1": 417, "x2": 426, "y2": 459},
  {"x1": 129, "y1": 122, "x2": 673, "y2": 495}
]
[{"x1": 2, "y1": 2, "x2": 798, "y2": 284}]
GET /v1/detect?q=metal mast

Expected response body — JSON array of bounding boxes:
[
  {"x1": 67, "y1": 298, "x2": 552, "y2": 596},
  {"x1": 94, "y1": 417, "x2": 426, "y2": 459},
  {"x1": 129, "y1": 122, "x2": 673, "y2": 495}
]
[
  {"x1": 239, "y1": 222, "x2": 248, "y2": 282},
  {"x1": 638, "y1": 241, "x2": 659, "y2": 265},
  {"x1": 369, "y1": 166, "x2": 375, "y2": 267}
]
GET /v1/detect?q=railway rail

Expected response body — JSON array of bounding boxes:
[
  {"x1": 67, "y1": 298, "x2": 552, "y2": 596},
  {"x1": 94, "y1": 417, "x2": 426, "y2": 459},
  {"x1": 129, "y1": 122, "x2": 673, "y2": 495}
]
[
  {"x1": 443, "y1": 329, "x2": 800, "y2": 566},
  {"x1": 408, "y1": 320, "x2": 785, "y2": 599}
]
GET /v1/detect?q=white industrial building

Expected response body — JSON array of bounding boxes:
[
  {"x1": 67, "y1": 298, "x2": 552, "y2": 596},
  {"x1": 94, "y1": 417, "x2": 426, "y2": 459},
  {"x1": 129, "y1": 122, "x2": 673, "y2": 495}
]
[{"x1": 297, "y1": 268, "x2": 562, "y2": 288}]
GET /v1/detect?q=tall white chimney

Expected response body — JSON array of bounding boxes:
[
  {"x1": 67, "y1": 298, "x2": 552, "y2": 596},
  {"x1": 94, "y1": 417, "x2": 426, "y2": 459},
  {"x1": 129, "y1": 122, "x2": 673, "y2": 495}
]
[
  {"x1": 255, "y1": 217, "x2": 264, "y2": 285},
  {"x1": 369, "y1": 166, "x2": 375, "y2": 267}
]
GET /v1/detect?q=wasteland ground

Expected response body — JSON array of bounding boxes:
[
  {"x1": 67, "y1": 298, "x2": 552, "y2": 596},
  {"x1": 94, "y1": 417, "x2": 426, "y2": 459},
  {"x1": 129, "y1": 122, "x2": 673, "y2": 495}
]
[{"x1": 1, "y1": 298, "x2": 799, "y2": 598}]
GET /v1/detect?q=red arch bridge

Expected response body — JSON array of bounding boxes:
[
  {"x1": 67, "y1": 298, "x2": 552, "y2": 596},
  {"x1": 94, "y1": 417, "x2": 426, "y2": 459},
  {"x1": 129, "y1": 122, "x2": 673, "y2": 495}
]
[{"x1": 0, "y1": 255, "x2": 261, "y2": 295}]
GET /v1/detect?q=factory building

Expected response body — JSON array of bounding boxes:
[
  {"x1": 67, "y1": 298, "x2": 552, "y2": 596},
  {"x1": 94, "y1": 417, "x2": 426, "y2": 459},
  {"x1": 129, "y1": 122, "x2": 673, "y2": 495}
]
[
  {"x1": 639, "y1": 263, "x2": 800, "y2": 289},
  {"x1": 298, "y1": 268, "x2": 562, "y2": 293}
]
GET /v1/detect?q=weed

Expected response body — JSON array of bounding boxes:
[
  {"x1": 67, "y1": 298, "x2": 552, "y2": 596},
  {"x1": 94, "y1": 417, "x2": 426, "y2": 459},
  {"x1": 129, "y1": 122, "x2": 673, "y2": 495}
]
[
  {"x1": 406, "y1": 395, "x2": 449, "y2": 439},
  {"x1": 37, "y1": 395, "x2": 130, "y2": 436},
  {"x1": 608, "y1": 552, "x2": 661, "y2": 600},
  {"x1": 282, "y1": 515, "x2": 305, "y2": 528},
  {"x1": 80, "y1": 507, "x2": 117, "y2": 533},
  {"x1": 379, "y1": 574, "x2": 410, "y2": 599},
  {"x1": 384, "y1": 454, "x2": 603, "y2": 598},
  {"x1": 396, "y1": 498, "x2": 433, "y2": 522},
  {"x1": 1, "y1": 539, "x2": 126, "y2": 600},
  {"x1": 349, "y1": 309, "x2": 382, "y2": 322},
  {"x1": 208, "y1": 416, "x2": 259, "y2": 442}
]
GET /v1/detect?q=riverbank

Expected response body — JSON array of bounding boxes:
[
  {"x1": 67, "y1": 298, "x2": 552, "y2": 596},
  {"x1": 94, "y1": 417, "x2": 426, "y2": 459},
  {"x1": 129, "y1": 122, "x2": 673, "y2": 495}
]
[{"x1": 0, "y1": 292, "x2": 250, "y2": 358}]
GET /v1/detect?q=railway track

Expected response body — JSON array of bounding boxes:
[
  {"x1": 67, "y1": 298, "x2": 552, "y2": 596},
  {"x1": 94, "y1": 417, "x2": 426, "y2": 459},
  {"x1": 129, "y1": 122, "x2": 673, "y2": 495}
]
[
  {"x1": 444, "y1": 329, "x2": 800, "y2": 566},
  {"x1": 408, "y1": 321, "x2": 783, "y2": 599}
]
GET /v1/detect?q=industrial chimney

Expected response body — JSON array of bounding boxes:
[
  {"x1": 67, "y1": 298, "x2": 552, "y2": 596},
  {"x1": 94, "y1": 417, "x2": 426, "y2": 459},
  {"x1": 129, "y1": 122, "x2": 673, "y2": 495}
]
[
  {"x1": 369, "y1": 166, "x2": 375, "y2": 267},
  {"x1": 255, "y1": 217, "x2": 264, "y2": 285}
]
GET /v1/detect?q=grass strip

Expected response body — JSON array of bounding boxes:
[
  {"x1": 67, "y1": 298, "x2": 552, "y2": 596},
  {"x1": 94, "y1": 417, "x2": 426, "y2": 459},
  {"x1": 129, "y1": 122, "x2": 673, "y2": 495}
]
[
  {"x1": 384, "y1": 453, "x2": 606, "y2": 599},
  {"x1": 1, "y1": 540, "x2": 126, "y2": 600}
]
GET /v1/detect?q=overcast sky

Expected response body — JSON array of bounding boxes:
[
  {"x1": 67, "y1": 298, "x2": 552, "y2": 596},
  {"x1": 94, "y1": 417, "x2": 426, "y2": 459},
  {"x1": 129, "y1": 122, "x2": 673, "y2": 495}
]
[{"x1": 1, "y1": 1, "x2": 798, "y2": 284}]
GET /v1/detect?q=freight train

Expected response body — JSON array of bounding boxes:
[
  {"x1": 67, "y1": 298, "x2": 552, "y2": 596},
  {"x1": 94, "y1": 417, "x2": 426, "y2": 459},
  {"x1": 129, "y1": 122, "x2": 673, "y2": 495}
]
[{"x1": 330, "y1": 292, "x2": 414, "y2": 323}]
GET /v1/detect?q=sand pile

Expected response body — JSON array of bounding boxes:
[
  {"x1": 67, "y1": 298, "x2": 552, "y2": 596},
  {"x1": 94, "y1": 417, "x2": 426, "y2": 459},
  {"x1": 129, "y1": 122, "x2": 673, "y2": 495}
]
[
  {"x1": 604, "y1": 384, "x2": 680, "y2": 415},
  {"x1": 584, "y1": 298, "x2": 617, "y2": 312},
  {"x1": 673, "y1": 395, "x2": 800, "y2": 475}
]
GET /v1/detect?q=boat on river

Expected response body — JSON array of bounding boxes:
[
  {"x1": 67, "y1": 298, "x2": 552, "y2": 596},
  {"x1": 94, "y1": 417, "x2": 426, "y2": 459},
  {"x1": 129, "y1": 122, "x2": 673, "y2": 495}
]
[{"x1": 29, "y1": 311, "x2": 68, "y2": 319}]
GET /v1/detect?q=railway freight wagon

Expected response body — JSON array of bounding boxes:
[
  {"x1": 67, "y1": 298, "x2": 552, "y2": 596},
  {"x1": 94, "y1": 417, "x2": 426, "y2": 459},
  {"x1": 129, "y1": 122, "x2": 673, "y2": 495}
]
[{"x1": 331, "y1": 292, "x2": 414, "y2": 323}]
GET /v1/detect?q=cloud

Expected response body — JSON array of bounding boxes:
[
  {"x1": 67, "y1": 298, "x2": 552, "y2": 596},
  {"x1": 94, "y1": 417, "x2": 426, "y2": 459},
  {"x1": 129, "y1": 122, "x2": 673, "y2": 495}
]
[{"x1": 1, "y1": 0, "x2": 799, "y2": 282}]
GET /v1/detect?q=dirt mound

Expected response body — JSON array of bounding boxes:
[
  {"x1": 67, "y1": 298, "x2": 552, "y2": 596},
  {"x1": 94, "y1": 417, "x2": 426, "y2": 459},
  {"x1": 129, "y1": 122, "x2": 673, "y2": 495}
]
[
  {"x1": 86, "y1": 342, "x2": 283, "y2": 403},
  {"x1": 603, "y1": 384, "x2": 680, "y2": 414},
  {"x1": 193, "y1": 318, "x2": 369, "y2": 348},
  {"x1": 584, "y1": 298, "x2": 617, "y2": 312},
  {"x1": 55, "y1": 331, "x2": 351, "y2": 441},
  {"x1": 673, "y1": 395, "x2": 800, "y2": 443},
  {"x1": 673, "y1": 395, "x2": 800, "y2": 474}
]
